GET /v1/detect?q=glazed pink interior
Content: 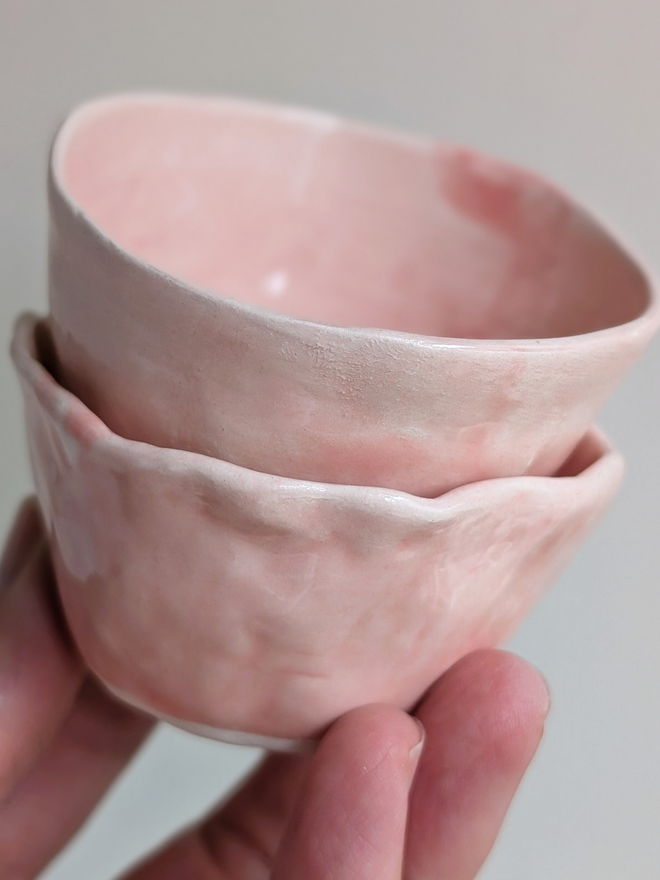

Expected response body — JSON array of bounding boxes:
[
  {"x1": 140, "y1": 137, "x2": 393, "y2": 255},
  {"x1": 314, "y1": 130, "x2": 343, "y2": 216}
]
[{"x1": 57, "y1": 96, "x2": 650, "y2": 339}]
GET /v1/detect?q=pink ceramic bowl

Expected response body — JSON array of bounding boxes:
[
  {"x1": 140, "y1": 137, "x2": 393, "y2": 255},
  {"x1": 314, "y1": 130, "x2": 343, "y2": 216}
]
[
  {"x1": 14, "y1": 314, "x2": 623, "y2": 749},
  {"x1": 47, "y1": 93, "x2": 658, "y2": 497}
]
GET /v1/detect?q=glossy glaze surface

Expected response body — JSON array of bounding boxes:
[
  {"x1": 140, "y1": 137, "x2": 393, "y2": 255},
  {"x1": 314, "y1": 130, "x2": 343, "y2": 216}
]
[
  {"x1": 48, "y1": 94, "x2": 660, "y2": 497},
  {"x1": 13, "y1": 314, "x2": 624, "y2": 745}
]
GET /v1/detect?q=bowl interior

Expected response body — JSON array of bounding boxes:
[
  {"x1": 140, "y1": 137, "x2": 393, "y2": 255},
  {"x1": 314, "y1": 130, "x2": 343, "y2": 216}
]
[{"x1": 56, "y1": 95, "x2": 650, "y2": 340}]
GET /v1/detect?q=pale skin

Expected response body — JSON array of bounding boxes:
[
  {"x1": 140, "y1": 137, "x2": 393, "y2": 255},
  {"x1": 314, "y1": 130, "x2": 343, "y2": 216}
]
[{"x1": 0, "y1": 498, "x2": 550, "y2": 879}]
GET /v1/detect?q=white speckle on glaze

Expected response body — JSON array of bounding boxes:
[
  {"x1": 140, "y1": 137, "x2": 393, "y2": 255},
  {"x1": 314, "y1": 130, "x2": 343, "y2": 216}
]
[
  {"x1": 53, "y1": 483, "x2": 99, "y2": 582},
  {"x1": 399, "y1": 425, "x2": 430, "y2": 439},
  {"x1": 277, "y1": 105, "x2": 340, "y2": 132},
  {"x1": 262, "y1": 270, "x2": 289, "y2": 298},
  {"x1": 52, "y1": 418, "x2": 80, "y2": 467},
  {"x1": 173, "y1": 181, "x2": 200, "y2": 217},
  {"x1": 291, "y1": 120, "x2": 339, "y2": 200}
]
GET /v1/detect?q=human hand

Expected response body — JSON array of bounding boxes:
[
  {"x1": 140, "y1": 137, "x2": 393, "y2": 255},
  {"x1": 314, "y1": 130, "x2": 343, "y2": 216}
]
[{"x1": 0, "y1": 498, "x2": 550, "y2": 879}]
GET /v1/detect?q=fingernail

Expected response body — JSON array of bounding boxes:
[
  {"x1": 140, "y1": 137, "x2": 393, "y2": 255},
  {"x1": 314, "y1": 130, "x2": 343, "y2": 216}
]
[
  {"x1": 539, "y1": 671, "x2": 553, "y2": 718},
  {"x1": 0, "y1": 499, "x2": 42, "y2": 597},
  {"x1": 408, "y1": 717, "x2": 426, "y2": 766}
]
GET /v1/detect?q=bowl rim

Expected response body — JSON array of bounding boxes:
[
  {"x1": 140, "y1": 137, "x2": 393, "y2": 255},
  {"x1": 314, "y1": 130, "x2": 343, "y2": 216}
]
[
  {"x1": 49, "y1": 90, "x2": 660, "y2": 355},
  {"x1": 13, "y1": 312, "x2": 624, "y2": 519}
]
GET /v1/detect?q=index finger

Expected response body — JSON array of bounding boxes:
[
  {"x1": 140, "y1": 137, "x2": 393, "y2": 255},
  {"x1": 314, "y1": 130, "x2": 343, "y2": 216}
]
[
  {"x1": 405, "y1": 649, "x2": 550, "y2": 879},
  {"x1": 0, "y1": 498, "x2": 83, "y2": 802}
]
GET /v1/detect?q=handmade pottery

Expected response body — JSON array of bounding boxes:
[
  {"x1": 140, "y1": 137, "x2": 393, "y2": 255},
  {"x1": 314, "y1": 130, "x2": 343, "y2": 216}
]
[
  {"x1": 46, "y1": 93, "x2": 659, "y2": 497},
  {"x1": 14, "y1": 313, "x2": 624, "y2": 748}
]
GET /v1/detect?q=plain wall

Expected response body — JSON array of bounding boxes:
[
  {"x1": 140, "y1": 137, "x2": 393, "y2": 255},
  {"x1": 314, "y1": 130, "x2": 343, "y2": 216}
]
[{"x1": 1, "y1": 2, "x2": 659, "y2": 877}]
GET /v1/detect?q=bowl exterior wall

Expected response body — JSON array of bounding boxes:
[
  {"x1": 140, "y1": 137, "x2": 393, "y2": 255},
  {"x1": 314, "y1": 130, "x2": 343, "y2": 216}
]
[
  {"x1": 47, "y1": 96, "x2": 660, "y2": 497},
  {"x1": 15, "y1": 315, "x2": 623, "y2": 744}
]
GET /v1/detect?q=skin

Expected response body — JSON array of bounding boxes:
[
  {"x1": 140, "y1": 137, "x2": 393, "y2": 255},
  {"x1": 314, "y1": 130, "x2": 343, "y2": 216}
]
[{"x1": 0, "y1": 498, "x2": 550, "y2": 879}]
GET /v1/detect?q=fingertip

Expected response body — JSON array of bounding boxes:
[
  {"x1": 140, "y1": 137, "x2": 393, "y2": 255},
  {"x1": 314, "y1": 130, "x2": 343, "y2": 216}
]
[
  {"x1": 496, "y1": 649, "x2": 552, "y2": 722},
  {"x1": 272, "y1": 704, "x2": 424, "y2": 879},
  {"x1": 422, "y1": 648, "x2": 550, "y2": 718},
  {"x1": 405, "y1": 650, "x2": 551, "y2": 879},
  {"x1": 0, "y1": 505, "x2": 82, "y2": 802},
  {"x1": 322, "y1": 703, "x2": 425, "y2": 777},
  {"x1": 474, "y1": 650, "x2": 551, "y2": 770},
  {"x1": 417, "y1": 650, "x2": 551, "y2": 768}
]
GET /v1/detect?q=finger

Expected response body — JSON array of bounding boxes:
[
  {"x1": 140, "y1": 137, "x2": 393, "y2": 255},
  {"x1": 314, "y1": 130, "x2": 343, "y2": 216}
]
[
  {"x1": 0, "y1": 499, "x2": 83, "y2": 801},
  {"x1": 0, "y1": 678, "x2": 153, "y2": 879},
  {"x1": 0, "y1": 497, "x2": 41, "y2": 587},
  {"x1": 271, "y1": 704, "x2": 424, "y2": 880},
  {"x1": 121, "y1": 752, "x2": 311, "y2": 880},
  {"x1": 123, "y1": 705, "x2": 424, "y2": 880},
  {"x1": 199, "y1": 750, "x2": 311, "y2": 879},
  {"x1": 405, "y1": 649, "x2": 550, "y2": 880}
]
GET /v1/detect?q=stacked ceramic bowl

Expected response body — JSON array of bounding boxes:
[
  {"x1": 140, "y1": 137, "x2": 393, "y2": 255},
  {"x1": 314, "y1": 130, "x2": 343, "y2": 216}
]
[{"x1": 13, "y1": 94, "x2": 659, "y2": 750}]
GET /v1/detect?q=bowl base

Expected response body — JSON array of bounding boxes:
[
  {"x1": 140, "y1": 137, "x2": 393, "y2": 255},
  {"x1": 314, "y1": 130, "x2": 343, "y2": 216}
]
[{"x1": 96, "y1": 675, "x2": 315, "y2": 753}]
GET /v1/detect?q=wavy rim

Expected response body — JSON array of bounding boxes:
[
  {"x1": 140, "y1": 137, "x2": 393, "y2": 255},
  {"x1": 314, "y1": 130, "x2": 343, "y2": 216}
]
[
  {"x1": 49, "y1": 91, "x2": 660, "y2": 354},
  {"x1": 12, "y1": 313, "x2": 624, "y2": 522}
]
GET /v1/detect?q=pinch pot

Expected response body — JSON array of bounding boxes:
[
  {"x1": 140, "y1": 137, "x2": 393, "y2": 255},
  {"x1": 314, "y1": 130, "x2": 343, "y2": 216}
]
[
  {"x1": 14, "y1": 314, "x2": 624, "y2": 748},
  {"x1": 47, "y1": 93, "x2": 659, "y2": 497}
]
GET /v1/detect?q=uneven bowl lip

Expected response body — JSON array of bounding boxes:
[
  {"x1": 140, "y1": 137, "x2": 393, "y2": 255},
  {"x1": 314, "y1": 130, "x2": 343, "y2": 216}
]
[
  {"x1": 13, "y1": 313, "x2": 624, "y2": 517},
  {"x1": 49, "y1": 90, "x2": 660, "y2": 355}
]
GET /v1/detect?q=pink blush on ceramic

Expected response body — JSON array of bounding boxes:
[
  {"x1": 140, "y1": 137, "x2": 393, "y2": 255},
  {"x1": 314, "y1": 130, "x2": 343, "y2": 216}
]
[
  {"x1": 47, "y1": 94, "x2": 659, "y2": 497},
  {"x1": 13, "y1": 314, "x2": 624, "y2": 748},
  {"x1": 59, "y1": 101, "x2": 644, "y2": 338}
]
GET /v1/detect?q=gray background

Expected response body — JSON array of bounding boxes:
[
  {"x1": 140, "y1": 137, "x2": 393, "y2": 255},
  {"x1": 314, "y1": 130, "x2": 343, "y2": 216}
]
[{"x1": 1, "y1": 2, "x2": 659, "y2": 877}]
